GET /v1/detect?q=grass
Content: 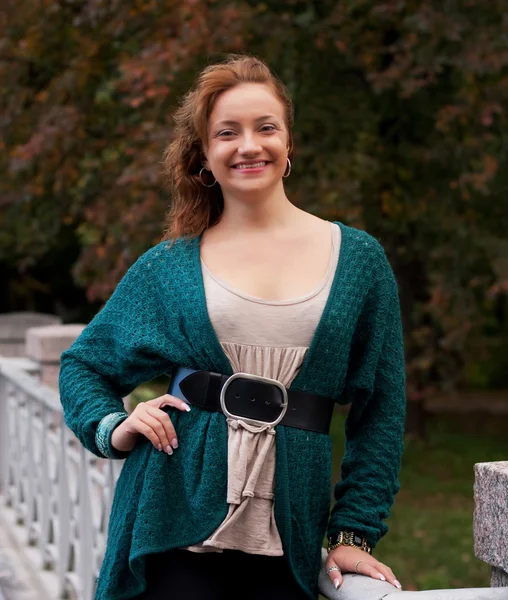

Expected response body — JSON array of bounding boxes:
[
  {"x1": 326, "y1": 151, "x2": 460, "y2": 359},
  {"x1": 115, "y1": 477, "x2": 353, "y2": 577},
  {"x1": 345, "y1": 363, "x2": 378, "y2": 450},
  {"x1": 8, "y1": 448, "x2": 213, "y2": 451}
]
[
  {"x1": 132, "y1": 381, "x2": 508, "y2": 591},
  {"x1": 328, "y1": 411, "x2": 508, "y2": 591}
]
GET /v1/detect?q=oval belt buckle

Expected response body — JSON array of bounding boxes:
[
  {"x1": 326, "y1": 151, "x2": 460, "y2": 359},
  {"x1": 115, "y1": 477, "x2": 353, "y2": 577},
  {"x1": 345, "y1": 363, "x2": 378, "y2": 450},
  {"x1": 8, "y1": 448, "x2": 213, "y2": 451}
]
[{"x1": 219, "y1": 372, "x2": 289, "y2": 427}]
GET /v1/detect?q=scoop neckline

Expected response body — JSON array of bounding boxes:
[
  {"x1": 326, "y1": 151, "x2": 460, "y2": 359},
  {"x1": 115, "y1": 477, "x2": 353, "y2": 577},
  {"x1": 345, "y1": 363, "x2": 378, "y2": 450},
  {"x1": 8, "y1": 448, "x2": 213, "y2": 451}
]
[{"x1": 200, "y1": 222, "x2": 339, "y2": 306}]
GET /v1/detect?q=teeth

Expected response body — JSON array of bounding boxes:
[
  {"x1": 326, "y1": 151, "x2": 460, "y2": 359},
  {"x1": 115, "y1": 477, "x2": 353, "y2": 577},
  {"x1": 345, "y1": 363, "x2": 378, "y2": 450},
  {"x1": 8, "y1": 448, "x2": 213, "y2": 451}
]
[{"x1": 235, "y1": 162, "x2": 266, "y2": 169}]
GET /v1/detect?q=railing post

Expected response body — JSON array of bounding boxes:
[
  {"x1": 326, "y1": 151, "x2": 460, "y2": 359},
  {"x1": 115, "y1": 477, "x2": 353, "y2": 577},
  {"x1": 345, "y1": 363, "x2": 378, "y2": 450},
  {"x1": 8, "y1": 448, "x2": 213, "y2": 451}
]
[
  {"x1": 0, "y1": 311, "x2": 61, "y2": 357},
  {"x1": 79, "y1": 448, "x2": 94, "y2": 600},
  {"x1": 58, "y1": 424, "x2": 71, "y2": 599},
  {"x1": 0, "y1": 371, "x2": 8, "y2": 495},
  {"x1": 25, "y1": 324, "x2": 85, "y2": 389},
  {"x1": 474, "y1": 461, "x2": 508, "y2": 587}
]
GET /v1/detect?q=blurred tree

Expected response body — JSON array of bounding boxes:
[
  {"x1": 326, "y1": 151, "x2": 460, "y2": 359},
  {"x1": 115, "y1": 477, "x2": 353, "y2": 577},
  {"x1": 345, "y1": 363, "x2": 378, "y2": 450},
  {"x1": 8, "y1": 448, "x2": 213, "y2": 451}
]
[{"x1": 1, "y1": 0, "x2": 507, "y2": 427}]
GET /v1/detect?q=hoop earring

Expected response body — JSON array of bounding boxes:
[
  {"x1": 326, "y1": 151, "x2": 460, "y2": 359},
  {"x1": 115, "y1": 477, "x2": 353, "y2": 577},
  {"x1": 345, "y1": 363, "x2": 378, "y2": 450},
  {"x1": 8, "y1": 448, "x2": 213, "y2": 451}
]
[
  {"x1": 283, "y1": 158, "x2": 291, "y2": 178},
  {"x1": 199, "y1": 167, "x2": 217, "y2": 187}
]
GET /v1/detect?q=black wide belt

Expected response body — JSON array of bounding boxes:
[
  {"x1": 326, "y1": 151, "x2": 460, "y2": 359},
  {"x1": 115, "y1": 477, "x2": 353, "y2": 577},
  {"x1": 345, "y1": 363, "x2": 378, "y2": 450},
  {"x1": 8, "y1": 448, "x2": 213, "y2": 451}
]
[{"x1": 168, "y1": 367, "x2": 335, "y2": 434}]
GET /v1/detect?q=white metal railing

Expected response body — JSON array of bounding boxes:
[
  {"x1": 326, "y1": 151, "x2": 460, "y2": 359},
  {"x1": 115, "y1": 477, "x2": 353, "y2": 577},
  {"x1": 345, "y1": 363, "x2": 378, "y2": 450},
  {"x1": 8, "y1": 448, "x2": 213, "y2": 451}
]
[{"x1": 0, "y1": 365, "x2": 123, "y2": 600}]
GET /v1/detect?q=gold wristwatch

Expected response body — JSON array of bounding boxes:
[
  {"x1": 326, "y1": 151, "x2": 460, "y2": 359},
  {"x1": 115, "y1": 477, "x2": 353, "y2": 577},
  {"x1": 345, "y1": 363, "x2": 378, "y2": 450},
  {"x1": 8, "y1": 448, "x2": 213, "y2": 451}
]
[{"x1": 327, "y1": 531, "x2": 372, "y2": 554}]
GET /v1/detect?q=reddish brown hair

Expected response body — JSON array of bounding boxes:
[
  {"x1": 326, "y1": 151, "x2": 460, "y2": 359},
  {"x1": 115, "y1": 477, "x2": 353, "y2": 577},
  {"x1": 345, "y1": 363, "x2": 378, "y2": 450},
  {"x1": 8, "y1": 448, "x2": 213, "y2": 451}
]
[{"x1": 161, "y1": 54, "x2": 294, "y2": 241}]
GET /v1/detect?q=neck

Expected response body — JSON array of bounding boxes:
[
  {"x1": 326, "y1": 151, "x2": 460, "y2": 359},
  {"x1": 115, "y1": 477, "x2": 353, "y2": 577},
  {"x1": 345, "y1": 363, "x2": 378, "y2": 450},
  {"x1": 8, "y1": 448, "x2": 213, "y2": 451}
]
[{"x1": 218, "y1": 183, "x2": 303, "y2": 234}]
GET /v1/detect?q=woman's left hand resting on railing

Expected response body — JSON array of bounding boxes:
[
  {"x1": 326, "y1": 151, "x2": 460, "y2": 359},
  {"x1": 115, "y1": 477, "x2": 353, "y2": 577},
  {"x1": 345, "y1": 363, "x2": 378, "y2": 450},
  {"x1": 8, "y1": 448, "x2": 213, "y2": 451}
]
[{"x1": 326, "y1": 545, "x2": 402, "y2": 591}]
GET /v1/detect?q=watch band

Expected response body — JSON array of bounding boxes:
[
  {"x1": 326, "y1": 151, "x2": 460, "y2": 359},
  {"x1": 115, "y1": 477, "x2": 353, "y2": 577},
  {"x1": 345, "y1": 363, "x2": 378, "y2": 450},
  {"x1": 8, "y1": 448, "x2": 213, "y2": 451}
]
[{"x1": 327, "y1": 531, "x2": 372, "y2": 555}]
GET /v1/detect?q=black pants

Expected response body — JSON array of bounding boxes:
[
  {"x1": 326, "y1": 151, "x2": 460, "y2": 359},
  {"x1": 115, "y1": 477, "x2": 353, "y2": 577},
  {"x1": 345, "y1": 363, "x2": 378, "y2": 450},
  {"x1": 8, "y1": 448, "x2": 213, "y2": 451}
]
[{"x1": 136, "y1": 548, "x2": 309, "y2": 600}]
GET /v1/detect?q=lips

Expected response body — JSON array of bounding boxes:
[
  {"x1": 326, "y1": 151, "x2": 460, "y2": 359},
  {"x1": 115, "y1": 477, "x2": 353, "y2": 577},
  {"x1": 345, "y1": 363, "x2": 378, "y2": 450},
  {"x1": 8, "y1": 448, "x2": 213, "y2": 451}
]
[{"x1": 232, "y1": 161, "x2": 270, "y2": 169}]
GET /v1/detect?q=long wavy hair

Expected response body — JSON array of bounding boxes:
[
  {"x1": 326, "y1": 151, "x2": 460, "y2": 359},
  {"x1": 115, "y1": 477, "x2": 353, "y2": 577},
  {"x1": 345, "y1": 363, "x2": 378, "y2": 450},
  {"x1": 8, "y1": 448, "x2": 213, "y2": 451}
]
[{"x1": 161, "y1": 54, "x2": 294, "y2": 241}]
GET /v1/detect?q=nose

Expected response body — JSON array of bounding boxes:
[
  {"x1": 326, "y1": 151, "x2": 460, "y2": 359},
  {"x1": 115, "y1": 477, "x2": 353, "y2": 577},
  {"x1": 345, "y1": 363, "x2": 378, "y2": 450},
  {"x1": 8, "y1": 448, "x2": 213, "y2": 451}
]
[{"x1": 238, "y1": 132, "x2": 262, "y2": 156}]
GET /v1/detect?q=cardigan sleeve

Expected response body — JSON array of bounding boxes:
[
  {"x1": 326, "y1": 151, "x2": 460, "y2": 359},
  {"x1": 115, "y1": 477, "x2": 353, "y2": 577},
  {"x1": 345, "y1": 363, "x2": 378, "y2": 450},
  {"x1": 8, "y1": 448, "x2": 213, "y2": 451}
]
[
  {"x1": 58, "y1": 248, "x2": 174, "y2": 459},
  {"x1": 327, "y1": 246, "x2": 406, "y2": 549}
]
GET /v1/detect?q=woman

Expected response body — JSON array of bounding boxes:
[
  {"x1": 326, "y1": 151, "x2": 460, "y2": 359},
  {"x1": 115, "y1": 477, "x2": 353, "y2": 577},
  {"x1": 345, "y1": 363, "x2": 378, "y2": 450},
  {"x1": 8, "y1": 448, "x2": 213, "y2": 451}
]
[{"x1": 59, "y1": 54, "x2": 406, "y2": 600}]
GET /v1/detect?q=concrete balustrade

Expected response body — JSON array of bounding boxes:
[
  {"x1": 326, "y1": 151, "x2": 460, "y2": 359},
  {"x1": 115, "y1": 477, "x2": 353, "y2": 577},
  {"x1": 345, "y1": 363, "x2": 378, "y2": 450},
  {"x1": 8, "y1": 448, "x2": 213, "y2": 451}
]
[
  {"x1": 474, "y1": 462, "x2": 508, "y2": 588},
  {"x1": 0, "y1": 364, "x2": 122, "y2": 600},
  {"x1": 0, "y1": 313, "x2": 61, "y2": 358},
  {"x1": 0, "y1": 313, "x2": 507, "y2": 600},
  {"x1": 319, "y1": 549, "x2": 508, "y2": 599},
  {"x1": 25, "y1": 324, "x2": 85, "y2": 389}
]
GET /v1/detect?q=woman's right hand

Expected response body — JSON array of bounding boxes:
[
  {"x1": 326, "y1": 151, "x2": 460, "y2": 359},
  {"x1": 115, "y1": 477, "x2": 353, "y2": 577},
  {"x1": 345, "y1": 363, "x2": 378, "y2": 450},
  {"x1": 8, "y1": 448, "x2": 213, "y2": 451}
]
[{"x1": 111, "y1": 394, "x2": 191, "y2": 455}]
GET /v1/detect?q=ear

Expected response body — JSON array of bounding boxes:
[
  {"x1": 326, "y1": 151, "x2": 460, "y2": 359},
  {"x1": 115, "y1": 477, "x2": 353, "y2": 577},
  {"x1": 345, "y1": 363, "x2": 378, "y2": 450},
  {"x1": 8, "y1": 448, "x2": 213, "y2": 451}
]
[{"x1": 200, "y1": 152, "x2": 210, "y2": 171}]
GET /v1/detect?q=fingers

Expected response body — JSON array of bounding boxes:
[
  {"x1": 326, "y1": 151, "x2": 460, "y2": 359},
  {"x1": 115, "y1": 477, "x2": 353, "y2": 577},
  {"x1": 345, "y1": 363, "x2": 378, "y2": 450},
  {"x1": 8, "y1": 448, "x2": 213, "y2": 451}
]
[
  {"x1": 144, "y1": 405, "x2": 178, "y2": 454},
  {"x1": 357, "y1": 559, "x2": 402, "y2": 589},
  {"x1": 148, "y1": 394, "x2": 191, "y2": 413},
  {"x1": 125, "y1": 409, "x2": 173, "y2": 454},
  {"x1": 376, "y1": 562, "x2": 402, "y2": 589},
  {"x1": 325, "y1": 556, "x2": 343, "y2": 590},
  {"x1": 125, "y1": 394, "x2": 191, "y2": 455},
  {"x1": 328, "y1": 547, "x2": 402, "y2": 591},
  {"x1": 357, "y1": 560, "x2": 385, "y2": 581}
]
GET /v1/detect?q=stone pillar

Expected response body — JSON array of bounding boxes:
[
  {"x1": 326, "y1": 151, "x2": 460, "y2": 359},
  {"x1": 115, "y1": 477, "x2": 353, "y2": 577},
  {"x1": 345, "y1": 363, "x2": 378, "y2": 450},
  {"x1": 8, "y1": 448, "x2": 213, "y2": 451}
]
[
  {"x1": 25, "y1": 324, "x2": 86, "y2": 389},
  {"x1": 0, "y1": 312, "x2": 61, "y2": 357},
  {"x1": 473, "y1": 461, "x2": 508, "y2": 587}
]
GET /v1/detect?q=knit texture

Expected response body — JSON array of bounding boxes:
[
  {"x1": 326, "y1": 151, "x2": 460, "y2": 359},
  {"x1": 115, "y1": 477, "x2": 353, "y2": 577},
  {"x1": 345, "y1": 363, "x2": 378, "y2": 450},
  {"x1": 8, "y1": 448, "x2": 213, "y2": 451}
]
[
  {"x1": 96, "y1": 412, "x2": 129, "y2": 459},
  {"x1": 58, "y1": 221, "x2": 406, "y2": 600}
]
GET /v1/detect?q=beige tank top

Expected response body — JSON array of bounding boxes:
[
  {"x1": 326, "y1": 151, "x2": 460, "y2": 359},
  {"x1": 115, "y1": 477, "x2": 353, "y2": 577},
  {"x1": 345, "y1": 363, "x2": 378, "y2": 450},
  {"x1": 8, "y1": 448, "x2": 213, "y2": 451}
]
[{"x1": 185, "y1": 222, "x2": 341, "y2": 555}]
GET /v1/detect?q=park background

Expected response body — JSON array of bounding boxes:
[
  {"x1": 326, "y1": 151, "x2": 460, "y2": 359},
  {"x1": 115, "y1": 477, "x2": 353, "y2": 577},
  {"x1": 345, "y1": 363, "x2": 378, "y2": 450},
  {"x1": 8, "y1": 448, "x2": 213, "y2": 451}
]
[{"x1": 1, "y1": 0, "x2": 507, "y2": 593}]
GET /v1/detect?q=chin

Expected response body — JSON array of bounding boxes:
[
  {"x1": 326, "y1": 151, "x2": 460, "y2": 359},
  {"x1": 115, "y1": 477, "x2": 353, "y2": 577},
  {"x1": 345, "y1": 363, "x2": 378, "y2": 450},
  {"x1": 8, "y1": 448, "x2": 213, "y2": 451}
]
[
  {"x1": 229, "y1": 176, "x2": 281, "y2": 192},
  {"x1": 232, "y1": 183, "x2": 274, "y2": 196}
]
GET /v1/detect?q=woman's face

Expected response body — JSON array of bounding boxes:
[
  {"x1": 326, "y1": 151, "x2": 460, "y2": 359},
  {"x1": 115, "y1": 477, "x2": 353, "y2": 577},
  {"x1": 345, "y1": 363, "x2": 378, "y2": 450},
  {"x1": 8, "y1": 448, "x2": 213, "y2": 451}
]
[{"x1": 204, "y1": 83, "x2": 289, "y2": 198}]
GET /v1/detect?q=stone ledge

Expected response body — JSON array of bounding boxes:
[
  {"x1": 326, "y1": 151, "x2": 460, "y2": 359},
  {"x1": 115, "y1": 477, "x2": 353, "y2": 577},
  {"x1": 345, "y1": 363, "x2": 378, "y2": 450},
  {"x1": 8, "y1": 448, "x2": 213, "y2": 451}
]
[
  {"x1": 0, "y1": 358, "x2": 39, "y2": 376},
  {"x1": 0, "y1": 313, "x2": 61, "y2": 342},
  {"x1": 0, "y1": 313, "x2": 62, "y2": 359},
  {"x1": 318, "y1": 548, "x2": 508, "y2": 599},
  {"x1": 25, "y1": 325, "x2": 85, "y2": 363},
  {"x1": 474, "y1": 461, "x2": 508, "y2": 577}
]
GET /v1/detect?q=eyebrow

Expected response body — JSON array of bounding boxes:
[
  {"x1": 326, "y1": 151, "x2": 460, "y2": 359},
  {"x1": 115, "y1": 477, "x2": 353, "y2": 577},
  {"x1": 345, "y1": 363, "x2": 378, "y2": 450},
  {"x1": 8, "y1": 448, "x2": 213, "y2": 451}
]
[{"x1": 213, "y1": 115, "x2": 281, "y2": 128}]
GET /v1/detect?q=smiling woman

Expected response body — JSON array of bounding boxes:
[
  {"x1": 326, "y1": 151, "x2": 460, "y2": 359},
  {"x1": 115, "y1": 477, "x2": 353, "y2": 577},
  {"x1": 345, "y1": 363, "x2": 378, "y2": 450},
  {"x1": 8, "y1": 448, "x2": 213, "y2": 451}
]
[
  {"x1": 58, "y1": 54, "x2": 406, "y2": 600},
  {"x1": 205, "y1": 88, "x2": 290, "y2": 192},
  {"x1": 162, "y1": 55, "x2": 295, "y2": 241}
]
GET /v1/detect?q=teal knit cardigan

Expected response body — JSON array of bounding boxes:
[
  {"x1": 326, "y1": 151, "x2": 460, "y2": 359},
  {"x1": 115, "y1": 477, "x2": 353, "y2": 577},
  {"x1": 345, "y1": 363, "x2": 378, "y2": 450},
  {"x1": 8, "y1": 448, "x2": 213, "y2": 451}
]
[{"x1": 58, "y1": 221, "x2": 406, "y2": 600}]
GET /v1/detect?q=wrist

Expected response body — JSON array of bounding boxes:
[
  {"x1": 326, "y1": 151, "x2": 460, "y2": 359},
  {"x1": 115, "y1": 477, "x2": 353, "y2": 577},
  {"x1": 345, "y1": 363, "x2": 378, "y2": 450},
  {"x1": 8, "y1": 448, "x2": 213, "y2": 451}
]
[
  {"x1": 327, "y1": 531, "x2": 372, "y2": 555},
  {"x1": 111, "y1": 420, "x2": 138, "y2": 452},
  {"x1": 96, "y1": 412, "x2": 131, "y2": 458}
]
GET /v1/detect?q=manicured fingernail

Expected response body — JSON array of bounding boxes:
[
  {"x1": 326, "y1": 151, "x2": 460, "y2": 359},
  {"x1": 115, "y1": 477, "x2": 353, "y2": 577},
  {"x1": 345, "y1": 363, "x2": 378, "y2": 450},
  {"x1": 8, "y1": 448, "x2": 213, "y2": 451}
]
[
  {"x1": 379, "y1": 574, "x2": 386, "y2": 581},
  {"x1": 183, "y1": 404, "x2": 191, "y2": 412},
  {"x1": 394, "y1": 580, "x2": 402, "y2": 589},
  {"x1": 165, "y1": 445, "x2": 173, "y2": 455},
  {"x1": 333, "y1": 578, "x2": 340, "y2": 589},
  {"x1": 157, "y1": 444, "x2": 162, "y2": 451},
  {"x1": 171, "y1": 438, "x2": 178, "y2": 449}
]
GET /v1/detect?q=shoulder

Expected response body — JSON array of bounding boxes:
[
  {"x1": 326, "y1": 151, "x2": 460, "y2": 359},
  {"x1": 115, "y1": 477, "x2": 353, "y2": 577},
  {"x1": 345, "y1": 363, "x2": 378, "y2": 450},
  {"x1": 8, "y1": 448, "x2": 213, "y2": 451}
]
[
  {"x1": 333, "y1": 224, "x2": 401, "y2": 320},
  {"x1": 126, "y1": 236, "x2": 197, "y2": 272},
  {"x1": 334, "y1": 221, "x2": 392, "y2": 274},
  {"x1": 105, "y1": 238, "x2": 197, "y2": 300}
]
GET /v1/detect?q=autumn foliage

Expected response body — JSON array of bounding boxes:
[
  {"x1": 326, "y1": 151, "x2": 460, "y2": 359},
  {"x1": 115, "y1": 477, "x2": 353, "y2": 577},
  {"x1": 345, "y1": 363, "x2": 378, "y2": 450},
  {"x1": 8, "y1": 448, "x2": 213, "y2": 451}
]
[{"x1": 1, "y1": 0, "x2": 507, "y2": 401}]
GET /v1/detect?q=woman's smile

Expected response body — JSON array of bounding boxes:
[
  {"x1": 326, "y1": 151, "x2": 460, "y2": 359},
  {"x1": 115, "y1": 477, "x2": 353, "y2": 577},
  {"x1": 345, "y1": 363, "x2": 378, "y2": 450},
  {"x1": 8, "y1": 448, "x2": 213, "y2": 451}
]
[{"x1": 232, "y1": 160, "x2": 271, "y2": 173}]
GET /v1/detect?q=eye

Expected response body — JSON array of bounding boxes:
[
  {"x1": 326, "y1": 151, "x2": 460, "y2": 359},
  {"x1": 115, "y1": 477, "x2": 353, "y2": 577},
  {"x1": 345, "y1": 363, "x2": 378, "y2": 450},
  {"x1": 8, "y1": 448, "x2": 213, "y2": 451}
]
[
  {"x1": 217, "y1": 130, "x2": 236, "y2": 137},
  {"x1": 260, "y1": 124, "x2": 276, "y2": 133}
]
